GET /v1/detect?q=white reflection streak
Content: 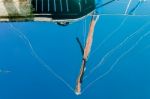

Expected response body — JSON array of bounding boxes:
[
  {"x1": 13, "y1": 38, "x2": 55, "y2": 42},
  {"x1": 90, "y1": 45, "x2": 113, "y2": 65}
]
[
  {"x1": 82, "y1": 29, "x2": 150, "y2": 94},
  {"x1": 125, "y1": 0, "x2": 132, "y2": 14},
  {"x1": 8, "y1": 24, "x2": 74, "y2": 92},
  {"x1": 84, "y1": 16, "x2": 128, "y2": 79},
  {"x1": 84, "y1": 22, "x2": 150, "y2": 80},
  {"x1": 91, "y1": 16, "x2": 128, "y2": 55}
]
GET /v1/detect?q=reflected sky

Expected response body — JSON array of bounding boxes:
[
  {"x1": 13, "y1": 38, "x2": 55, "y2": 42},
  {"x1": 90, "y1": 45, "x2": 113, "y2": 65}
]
[{"x1": 0, "y1": 0, "x2": 150, "y2": 99}]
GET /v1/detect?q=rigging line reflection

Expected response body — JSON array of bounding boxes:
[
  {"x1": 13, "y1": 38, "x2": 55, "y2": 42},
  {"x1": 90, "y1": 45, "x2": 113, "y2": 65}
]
[
  {"x1": 82, "y1": 27, "x2": 150, "y2": 94},
  {"x1": 91, "y1": 16, "x2": 128, "y2": 56},
  {"x1": 84, "y1": 21, "x2": 150, "y2": 80},
  {"x1": 8, "y1": 23, "x2": 74, "y2": 92},
  {"x1": 125, "y1": 0, "x2": 132, "y2": 14}
]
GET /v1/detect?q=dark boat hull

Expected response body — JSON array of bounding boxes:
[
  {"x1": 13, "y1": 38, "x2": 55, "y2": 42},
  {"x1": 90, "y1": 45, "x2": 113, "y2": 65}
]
[{"x1": 0, "y1": 0, "x2": 95, "y2": 22}]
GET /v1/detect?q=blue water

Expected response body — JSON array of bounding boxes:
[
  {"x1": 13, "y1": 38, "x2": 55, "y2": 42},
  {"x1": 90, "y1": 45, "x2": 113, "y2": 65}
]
[{"x1": 0, "y1": 1, "x2": 150, "y2": 98}]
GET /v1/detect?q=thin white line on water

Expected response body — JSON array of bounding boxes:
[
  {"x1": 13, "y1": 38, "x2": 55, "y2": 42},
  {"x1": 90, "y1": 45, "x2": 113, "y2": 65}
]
[
  {"x1": 82, "y1": 24, "x2": 150, "y2": 94},
  {"x1": 125, "y1": 0, "x2": 132, "y2": 14},
  {"x1": 84, "y1": 16, "x2": 129, "y2": 79},
  {"x1": 84, "y1": 21, "x2": 150, "y2": 80},
  {"x1": 91, "y1": 16, "x2": 128, "y2": 56},
  {"x1": 8, "y1": 23, "x2": 74, "y2": 93}
]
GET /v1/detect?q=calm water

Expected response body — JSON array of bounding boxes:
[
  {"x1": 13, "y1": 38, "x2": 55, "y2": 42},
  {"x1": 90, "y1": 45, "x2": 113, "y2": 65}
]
[{"x1": 0, "y1": 1, "x2": 150, "y2": 98}]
